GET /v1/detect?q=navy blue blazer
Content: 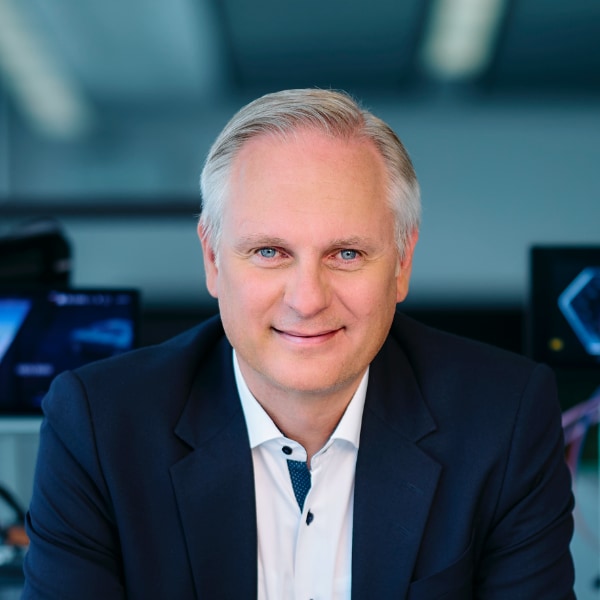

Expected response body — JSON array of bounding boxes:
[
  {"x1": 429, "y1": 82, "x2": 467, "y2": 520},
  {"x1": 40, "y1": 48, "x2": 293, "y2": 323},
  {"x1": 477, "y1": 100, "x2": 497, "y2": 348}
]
[{"x1": 23, "y1": 313, "x2": 575, "y2": 599}]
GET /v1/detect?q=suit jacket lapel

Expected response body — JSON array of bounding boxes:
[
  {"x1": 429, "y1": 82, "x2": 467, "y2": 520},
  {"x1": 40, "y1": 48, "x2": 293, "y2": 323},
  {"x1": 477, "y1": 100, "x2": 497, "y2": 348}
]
[
  {"x1": 352, "y1": 334, "x2": 441, "y2": 599},
  {"x1": 170, "y1": 337, "x2": 258, "y2": 598},
  {"x1": 166, "y1": 323, "x2": 440, "y2": 598}
]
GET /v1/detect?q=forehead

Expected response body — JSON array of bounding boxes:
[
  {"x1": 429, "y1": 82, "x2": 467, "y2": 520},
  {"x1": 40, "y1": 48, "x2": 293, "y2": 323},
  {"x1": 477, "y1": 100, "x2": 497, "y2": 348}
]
[
  {"x1": 229, "y1": 128, "x2": 388, "y2": 197},
  {"x1": 222, "y1": 129, "x2": 395, "y2": 243}
]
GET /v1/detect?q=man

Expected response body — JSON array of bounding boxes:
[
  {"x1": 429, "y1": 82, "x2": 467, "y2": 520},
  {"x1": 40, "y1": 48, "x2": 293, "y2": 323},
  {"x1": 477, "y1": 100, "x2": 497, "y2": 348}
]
[{"x1": 23, "y1": 89, "x2": 575, "y2": 599}]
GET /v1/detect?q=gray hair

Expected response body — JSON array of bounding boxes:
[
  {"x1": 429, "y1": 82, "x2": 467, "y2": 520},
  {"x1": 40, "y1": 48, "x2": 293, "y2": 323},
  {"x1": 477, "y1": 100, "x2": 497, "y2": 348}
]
[{"x1": 199, "y1": 88, "x2": 420, "y2": 259}]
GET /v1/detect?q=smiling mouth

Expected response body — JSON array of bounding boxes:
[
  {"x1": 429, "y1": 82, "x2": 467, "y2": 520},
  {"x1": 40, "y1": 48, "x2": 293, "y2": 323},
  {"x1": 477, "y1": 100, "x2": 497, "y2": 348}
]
[{"x1": 272, "y1": 327, "x2": 342, "y2": 342}]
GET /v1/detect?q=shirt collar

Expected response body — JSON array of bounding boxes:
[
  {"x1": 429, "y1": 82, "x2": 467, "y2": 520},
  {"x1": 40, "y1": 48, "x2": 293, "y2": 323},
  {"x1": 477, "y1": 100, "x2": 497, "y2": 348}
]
[{"x1": 233, "y1": 349, "x2": 367, "y2": 451}]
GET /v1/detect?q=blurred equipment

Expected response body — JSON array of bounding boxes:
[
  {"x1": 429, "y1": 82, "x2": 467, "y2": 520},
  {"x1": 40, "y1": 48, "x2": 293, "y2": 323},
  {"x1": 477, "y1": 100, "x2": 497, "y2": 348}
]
[
  {"x1": 559, "y1": 268, "x2": 600, "y2": 358},
  {"x1": 562, "y1": 387, "x2": 600, "y2": 476},
  {"x1": 0, "y1": 482, "x2": 27, "y2": 583},
  {"x1": 0, "y1": 220, "x2": 71, "y2": 288},
  {"x1": 0, "y1": 288, "x2": 140, "y2": 414},
  {"x1": 528, "y1": 246, "x2": 600, "y2": 368},
  {"x1": 0, "y1": 219, "x2": 141, "y2": 414}
]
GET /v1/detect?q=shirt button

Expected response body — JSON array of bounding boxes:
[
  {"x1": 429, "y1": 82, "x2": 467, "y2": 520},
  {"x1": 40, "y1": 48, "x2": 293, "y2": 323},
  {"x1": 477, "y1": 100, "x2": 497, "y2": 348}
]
[
  {"x1": 306, "y1": 511, "x2": 314, "y2": 525},
  {"x1": 282, "y1": 445, "x2": 292, "y2": 455}
]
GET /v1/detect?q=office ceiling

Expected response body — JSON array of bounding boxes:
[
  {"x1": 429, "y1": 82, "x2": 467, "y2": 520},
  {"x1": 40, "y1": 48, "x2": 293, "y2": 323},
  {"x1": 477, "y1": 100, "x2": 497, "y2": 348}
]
[
  {"x1": 490, "y1": 0, "x2": 600, "y2": 91},
  {"x1": 1, "y1": 0, "x2": 599, "y2": 137}
]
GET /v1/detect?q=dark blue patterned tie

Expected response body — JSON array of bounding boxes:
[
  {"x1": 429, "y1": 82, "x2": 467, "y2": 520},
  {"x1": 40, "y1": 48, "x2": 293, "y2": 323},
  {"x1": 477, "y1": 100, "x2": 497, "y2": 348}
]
[{"x1": 287, "y1": 459, "x2": 311, "y2": 511}]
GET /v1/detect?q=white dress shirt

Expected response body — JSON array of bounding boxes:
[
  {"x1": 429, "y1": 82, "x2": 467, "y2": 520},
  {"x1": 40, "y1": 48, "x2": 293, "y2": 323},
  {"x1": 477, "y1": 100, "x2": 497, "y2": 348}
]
[{"x1": 233, "y1": 351, "x2": 368, "y2": 600}]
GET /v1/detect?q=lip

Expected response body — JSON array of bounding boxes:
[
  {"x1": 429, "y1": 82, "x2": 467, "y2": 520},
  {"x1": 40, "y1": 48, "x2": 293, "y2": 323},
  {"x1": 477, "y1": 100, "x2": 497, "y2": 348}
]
[{"x1": 273, "y1": 327, "x2": 342, "y2": 345}]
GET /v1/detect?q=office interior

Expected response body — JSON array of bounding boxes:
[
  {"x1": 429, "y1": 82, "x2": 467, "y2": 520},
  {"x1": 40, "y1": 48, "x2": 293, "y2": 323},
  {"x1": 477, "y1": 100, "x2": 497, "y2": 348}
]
[{"x1": 0, "y1": 0, "x2": 599, "y2": 597}]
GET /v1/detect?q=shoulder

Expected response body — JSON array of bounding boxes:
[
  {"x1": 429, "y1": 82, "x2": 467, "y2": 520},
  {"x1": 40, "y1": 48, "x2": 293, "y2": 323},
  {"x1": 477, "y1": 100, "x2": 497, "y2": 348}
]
[
  {"x1": 383, "y1": 314, "x2": 564, "y2": 499},
  {"x1": 385, "y1": 317, "x2": 574, "y2": 598},
  {"x1": 74, "y1": 313, "x2": 224, "y2": 384},
  {"x1": 390, "y1": 310, "x2": 545, "y2": 381},
  {"x1": 387, "y1": 311, "x2": 557, "y2": 422}
]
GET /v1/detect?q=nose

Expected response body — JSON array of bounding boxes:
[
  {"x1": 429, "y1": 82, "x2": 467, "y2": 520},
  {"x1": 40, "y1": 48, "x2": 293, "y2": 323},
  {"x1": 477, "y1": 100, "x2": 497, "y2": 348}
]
[{"x1": 284, "y1": 260, "x2": 331, "y2": 317}]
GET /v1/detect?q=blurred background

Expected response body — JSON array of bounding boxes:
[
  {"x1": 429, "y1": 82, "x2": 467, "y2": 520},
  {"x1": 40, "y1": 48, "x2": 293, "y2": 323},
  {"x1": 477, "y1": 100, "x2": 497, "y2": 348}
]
[
  {"x1": 0, "y1": 0, "x2": 598, "y2": 596},
  {"x1": 0, "y1": 0, "x2": 598, "y2": 313}
]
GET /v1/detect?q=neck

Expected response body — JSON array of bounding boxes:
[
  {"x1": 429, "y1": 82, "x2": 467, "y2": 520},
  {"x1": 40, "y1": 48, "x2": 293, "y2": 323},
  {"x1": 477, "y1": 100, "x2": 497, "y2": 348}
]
[
  {"x1": 267, "y1": 399, "x2": 344, "y2": 464},
  {"x1": 250, "y1": 380, "x2": 363, "y2": 464},
  {"x1": 235, "y1": 356, "x2": 366, "y2": 462}
]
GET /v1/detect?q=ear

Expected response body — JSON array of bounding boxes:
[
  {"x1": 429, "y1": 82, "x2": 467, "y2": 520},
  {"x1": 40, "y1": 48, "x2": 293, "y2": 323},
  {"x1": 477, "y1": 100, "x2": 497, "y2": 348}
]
[
  {"x1": 396, "y1": 229, "x2": 419, "y2": 303},
  {"x1": 197, "y1": 222, "x2": 219, "y2": 299}
]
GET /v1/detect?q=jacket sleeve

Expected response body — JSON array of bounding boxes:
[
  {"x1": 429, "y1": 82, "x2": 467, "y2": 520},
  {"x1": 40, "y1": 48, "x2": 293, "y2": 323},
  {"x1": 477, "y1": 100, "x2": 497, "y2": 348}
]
[
  {"x1": 22, "y1": 371, "x2": 126, "y2": 600},
  {"x1": 477, "y1": 363, "x2": 575, "y2": 599}
]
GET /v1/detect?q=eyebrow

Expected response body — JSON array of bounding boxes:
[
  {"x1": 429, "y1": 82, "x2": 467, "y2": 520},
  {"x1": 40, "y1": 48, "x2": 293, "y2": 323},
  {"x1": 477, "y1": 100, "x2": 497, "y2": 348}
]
[
  {"x1": 235, "y1": 234, "x2": 378, "y2": 250},
  {"x1": 329, "y1": 236, "x2": 375, "y2": 248},
  {"x1": 234, "y1": 235, "x2": 288, "y2": 249}
]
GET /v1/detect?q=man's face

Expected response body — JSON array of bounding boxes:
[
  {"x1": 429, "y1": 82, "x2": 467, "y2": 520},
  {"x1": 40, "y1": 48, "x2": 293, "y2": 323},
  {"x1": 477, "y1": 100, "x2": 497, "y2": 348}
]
[{"x1": 199, "y1": 129, "x2": 417, "y2": 403}]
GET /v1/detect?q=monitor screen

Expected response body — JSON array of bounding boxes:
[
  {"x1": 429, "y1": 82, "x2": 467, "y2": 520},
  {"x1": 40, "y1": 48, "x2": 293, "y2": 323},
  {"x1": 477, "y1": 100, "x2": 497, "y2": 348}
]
[
  {"x1": 528, "y1": 246, "x2": 600, "y2": 368},
  {"x1": 0, "y1": 289, "x2": 140, "y2": 414}
]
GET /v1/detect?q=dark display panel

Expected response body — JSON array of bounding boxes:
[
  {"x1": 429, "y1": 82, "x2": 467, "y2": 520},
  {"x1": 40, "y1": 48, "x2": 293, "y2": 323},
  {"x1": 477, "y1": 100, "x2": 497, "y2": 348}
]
[
  {"x1": 0, "y1": 289, "x2": 139, "y2": 414},
  {"x1": 529, "y1": 246, "x2": 600, "y2": 368}
]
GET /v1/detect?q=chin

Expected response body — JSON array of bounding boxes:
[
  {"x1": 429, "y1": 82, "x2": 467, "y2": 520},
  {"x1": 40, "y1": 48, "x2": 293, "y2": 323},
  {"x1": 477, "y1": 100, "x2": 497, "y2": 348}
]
[{"x1": 267, "y1": 366, "x2": 363, "y2": 398}]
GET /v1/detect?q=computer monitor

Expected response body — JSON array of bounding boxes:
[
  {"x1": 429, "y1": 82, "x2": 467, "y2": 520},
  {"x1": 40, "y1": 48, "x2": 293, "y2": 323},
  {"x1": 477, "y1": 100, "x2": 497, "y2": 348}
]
[
  {"x1": 0, "y1": 288, "x2": 140, "y2": 414},
  {"x1": 528, "y1": 246, "x2": 600, "y2": 368}
]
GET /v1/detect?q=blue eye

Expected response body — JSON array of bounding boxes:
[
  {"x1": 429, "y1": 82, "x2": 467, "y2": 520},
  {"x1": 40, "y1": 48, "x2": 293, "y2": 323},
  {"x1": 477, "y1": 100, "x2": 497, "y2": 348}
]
[
  {"x1": 340, "y1": 249, "x2": 358, "y2": 260},
  {"x1": 258, "y1": 247, "x2": 277, "y2": 258}
]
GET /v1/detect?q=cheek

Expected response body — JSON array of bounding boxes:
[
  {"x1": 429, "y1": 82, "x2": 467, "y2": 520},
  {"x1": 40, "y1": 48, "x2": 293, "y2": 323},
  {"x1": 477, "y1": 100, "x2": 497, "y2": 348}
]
[
  {"x1": 220, "y1": 270, "x2": 280, "y2": 315},
  {"x1": 339, "y1": 273, "x2": 398, "y2": 314}
]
